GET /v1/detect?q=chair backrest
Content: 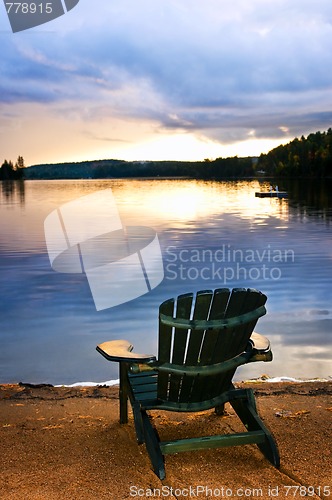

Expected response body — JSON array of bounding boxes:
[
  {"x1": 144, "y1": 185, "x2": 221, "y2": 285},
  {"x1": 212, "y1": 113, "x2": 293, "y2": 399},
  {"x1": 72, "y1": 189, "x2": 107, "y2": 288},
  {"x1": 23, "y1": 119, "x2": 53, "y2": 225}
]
[{"x1": 157, "y1": 288, "x2": 267, "y2": 405}]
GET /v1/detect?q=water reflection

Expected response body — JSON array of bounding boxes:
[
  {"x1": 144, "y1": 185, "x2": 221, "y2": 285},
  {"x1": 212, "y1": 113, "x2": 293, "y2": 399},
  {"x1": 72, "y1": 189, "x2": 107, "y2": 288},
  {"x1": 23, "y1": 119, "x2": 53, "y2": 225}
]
[
  {"x1": 0, "y1": 180, "x2": 25, "y2": 206},
  {"x1": 286, "y1": 178, "x2": 332, "y2": 224},
  {"x1": 112, "y1": 179, "x2": 291, "y2": 227},
  {"x1": 0, "y1": 179, "x2": 331, "y2": 384}
]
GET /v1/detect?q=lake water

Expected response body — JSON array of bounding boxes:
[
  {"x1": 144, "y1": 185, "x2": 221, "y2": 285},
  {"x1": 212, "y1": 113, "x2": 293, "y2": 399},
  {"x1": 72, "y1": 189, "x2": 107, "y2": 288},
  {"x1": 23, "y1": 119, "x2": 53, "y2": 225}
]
[{"x1": 0, "y1": 178, "x2": 331, "y2": 385}]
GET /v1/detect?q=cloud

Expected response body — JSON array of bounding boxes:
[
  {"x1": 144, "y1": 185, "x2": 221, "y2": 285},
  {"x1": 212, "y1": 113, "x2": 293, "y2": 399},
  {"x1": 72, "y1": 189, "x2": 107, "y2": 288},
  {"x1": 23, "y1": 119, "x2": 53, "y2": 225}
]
[{"x1": 1, "y1": 0, "x2": 332, "y2": 160}]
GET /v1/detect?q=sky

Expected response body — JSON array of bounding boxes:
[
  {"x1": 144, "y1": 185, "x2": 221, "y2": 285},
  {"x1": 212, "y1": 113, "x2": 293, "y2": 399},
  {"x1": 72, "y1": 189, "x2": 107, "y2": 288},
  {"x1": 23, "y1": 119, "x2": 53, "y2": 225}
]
[{"x1": 1, "y1": 0, "x2": 332, "y2": 166}]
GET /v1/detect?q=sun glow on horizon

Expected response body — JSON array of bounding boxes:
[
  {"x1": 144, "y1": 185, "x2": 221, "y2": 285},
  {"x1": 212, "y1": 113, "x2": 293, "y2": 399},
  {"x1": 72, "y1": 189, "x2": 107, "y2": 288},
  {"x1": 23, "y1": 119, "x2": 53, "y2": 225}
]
[
  {"x1": 2, "y1": 102, "x2": 293, "y2": 167},
  {"x1": 54, "y1": 133, "x2": 293, "y2": 166}
]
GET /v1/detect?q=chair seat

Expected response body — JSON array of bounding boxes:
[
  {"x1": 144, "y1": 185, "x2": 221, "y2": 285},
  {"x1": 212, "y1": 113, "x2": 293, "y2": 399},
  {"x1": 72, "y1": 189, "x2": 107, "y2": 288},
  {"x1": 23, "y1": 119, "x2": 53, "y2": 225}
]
[{"x1": 128, "y1": 371, "x2": 158, "y2": 405}]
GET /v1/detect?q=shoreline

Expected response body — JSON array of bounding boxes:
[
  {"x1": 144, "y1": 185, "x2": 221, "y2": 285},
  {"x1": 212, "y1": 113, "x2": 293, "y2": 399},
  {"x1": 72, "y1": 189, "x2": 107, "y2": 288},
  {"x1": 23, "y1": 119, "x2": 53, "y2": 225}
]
[
  {"x1": 1, "y1": 375, "x2": 329, "y2": 389},
  {"x1": 2, "y1": 379, "x2": 332, "y2": 398}
]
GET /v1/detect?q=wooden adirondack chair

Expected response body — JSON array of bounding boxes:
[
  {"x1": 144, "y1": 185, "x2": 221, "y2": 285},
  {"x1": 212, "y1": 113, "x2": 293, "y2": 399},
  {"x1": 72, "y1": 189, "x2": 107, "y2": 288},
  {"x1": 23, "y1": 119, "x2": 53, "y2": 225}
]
[{"x1": 96, "y1": 288, "x2": 280, "y2": 479}]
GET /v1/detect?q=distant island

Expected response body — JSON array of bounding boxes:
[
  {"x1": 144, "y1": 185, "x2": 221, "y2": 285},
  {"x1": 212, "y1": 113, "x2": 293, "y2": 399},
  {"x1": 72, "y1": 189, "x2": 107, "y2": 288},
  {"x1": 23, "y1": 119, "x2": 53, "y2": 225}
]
[{"x1": 2, "y1": 128, "x2": 332, "y2": 180}]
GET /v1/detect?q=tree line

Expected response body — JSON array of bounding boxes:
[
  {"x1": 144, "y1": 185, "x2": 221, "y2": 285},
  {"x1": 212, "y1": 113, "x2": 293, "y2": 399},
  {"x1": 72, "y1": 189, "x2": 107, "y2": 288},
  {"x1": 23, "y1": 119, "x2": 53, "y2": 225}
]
[
  {"x1": 257, "y1": 128, "x2": 332, "y2": 178},
  {"x1": 0, "y1": 156, "x2": 25, "y2": 180},
  {"x1": 23, "y1": 156, "x2": 255, "y2": 180},
  {"x1": 3, "y1": 128, "x2": 332, "y2": 181}
]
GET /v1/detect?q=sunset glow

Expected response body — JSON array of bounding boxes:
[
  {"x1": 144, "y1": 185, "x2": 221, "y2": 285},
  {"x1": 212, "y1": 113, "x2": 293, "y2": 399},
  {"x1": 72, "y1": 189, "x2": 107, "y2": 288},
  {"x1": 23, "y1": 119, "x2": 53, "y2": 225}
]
[{"x1": 1, "y1": 1, "x2": 332, "y2": 167}]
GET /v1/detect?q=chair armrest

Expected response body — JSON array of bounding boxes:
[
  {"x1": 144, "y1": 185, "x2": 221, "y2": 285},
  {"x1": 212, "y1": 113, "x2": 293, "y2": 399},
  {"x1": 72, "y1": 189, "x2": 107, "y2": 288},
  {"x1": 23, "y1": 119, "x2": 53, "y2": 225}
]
[
  {"x1": 250, "y1": 332, "x2": 270, "y2": 351},
  {"x1": 249, "y1": 332, "x2": 272, "y2": 362},
  {"x1": 96, "y1": 340, "x2": 156, "y2": 363}
]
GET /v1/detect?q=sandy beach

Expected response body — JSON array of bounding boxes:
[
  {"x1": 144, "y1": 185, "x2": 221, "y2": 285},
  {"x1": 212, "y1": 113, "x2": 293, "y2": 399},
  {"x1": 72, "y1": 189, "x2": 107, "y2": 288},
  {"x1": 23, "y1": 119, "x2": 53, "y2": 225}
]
[{"x1": 0, "y1": 381, "x2": 331, "y2": 499}]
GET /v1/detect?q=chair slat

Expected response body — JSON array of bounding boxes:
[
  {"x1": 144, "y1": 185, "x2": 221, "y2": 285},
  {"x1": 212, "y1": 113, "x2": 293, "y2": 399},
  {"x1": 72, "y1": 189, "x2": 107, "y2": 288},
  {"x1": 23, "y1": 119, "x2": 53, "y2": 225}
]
[
  {"x1": 185, "y1": 290, "x2": 213, "y2": 365},
  {"x1": 199, "y1": 288, "x2": 231, "y2": 364},
  {"x1": 178, "y1": 290, "x2": 213, "y2": 402},
  {"x1": 168, "y1": 293, "x2": 193, "y2": 401},
  {"x1": 172, "y1": 293, "x2": 193, "y2": 364},
  {"x1": 192, "y1": 288, "x2": 232, "y2": 402},
  {"x1": 157, "y1": 298, "x2": 174, "y2": 399},
  {"x1": 212, "y1": 288, "x2": 267, "y2": 396},
  {"x1": 211, "y1": 289, "x2": 266, "y2": 363}
]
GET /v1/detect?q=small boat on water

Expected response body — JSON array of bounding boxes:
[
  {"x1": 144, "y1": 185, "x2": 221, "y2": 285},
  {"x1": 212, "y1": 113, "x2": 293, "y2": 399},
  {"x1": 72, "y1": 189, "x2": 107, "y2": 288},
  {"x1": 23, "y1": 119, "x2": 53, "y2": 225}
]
[{"x1": 255, "y1": 192, "x2": 288, "y2": 198}]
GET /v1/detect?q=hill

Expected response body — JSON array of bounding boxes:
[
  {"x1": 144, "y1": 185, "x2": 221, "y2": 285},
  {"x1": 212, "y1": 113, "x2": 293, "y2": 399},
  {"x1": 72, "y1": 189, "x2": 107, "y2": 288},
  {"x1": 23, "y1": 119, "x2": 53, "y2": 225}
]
[
  {"x1": 23, "y1": 157, "x2": 254, "y2": 180},
  {"x1": 257, "y1": 128, "x2": 332, "y2": 178}
]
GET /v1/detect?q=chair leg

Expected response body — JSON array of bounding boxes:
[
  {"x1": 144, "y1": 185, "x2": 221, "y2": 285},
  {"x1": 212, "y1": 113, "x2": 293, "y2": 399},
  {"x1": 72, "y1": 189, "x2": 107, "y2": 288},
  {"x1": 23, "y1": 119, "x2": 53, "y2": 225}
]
[
  {"x1": 119, "y1": 362, "x2": 129, "y2": 424},
  {"x1": 215, "y1": 403, "x2": 226, "y2": 415},
  {"x1": 141, "y1": 410, "x2": 166, "y2": 480},
  {"x1": 257, "y1": 429, "x2": 280, "y2": 467},
  {"x1": 132, "y1": 402, "x2": 145, "y2": 445},
  {"x1": 230, "y1": 389, "x2": 280, "y2": 468}
]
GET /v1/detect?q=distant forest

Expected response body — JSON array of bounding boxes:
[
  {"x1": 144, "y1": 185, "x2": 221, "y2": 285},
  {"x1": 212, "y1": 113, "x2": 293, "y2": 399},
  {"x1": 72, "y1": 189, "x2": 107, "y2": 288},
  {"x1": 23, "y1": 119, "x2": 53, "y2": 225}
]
[
  {"x1": 2, "y1": 128, "x2": 332, "y2": 181},
  {"x1": 257, "y1": 128, "x2": 332, "y2": 178},
  {"x1": 23, "y1": 156, "x2": 254, "y2": 180}
]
